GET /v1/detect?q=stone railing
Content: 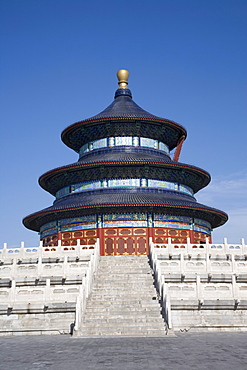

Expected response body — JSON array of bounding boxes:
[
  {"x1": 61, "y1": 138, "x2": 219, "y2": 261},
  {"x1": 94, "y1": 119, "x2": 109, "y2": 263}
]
[
  {"x1": 0, "y1": 239, "x2": 97, "y2": 258},
  {"x1": 151, "y1": 237, "x2": 247, "y2": 256},
  {"x1": 0, "y1": 240, "x2": 100, "y2": 321},
  {"x1": 149, "y1": 237, "x2": 247, "y2": 331}
]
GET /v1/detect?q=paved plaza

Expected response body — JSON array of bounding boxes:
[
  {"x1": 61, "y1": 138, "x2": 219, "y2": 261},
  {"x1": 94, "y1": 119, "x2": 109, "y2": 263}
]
[{"x1": 0, "y1": 332, "x2": 246, "y2": 370}]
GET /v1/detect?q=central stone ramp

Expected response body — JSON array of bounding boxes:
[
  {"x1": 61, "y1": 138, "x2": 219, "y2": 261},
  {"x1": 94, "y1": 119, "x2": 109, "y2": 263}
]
[{"x1": 77, "y1": 255, "x2": 166, "y2": 337}]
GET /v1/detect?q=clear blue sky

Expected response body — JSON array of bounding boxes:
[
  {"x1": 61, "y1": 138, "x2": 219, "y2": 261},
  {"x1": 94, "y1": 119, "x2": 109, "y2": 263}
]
[{"x1": 0, "y1": 0, "x2": 246, "y2": 247}]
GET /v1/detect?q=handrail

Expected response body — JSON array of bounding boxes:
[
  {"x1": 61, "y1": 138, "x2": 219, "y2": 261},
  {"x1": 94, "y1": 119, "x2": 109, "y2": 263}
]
[{"x1": 74, "y1": 239, "x2": 100, "y2": 333}]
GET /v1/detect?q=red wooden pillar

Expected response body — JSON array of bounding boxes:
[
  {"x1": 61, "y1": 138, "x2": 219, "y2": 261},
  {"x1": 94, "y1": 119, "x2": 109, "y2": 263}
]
[
  {"x1": 57, "y1": 232, "x2": 62, "y2": 243},
  {"x1": 189, "y1": 230, "x2": 194, "y2": 243},
  {"x1": 98, "y1": 228, "x2": 105, "y2": 256},
  {"x1": 148, "y1": 227, "x2": 154, "y2": 250}
]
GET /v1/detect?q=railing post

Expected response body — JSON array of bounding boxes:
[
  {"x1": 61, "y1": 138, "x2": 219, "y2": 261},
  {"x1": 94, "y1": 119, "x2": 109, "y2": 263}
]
[
  {"x1": 186, "y1": 237, "x2": 190, "y2": 253},
  {"x1": 168, "y1": 237, "x2": 172, "y2": 255},
  {"x1": 231, "y1": 254, "x2": 236, "y2": 273},
  {"x1": 232, "y1": 274, "x2": 238, "y2": 300},
  {"x1": 37, "y1": 255, "x2": 42, "y2": 278},
  {"x1": 45, "y1": 278, "x2": 51, "y2": 302},
  {"x1": 74, "y1": 295, "x2": 81, "y2": 331},
  {"x1": 166, "y1": 292, "x2": 172, "y2": 330},
  {"x1": 57, "y1": 240, "x2": 62, "y2": 255},
  {"x1": 10, "y1": 279, "x2": 16, "y2": 305},
  {"x1": 206, "y1": 251, "x2": 211, "y2": 274},
  {"x1": 180, "y1": 252, "x2": 184, "y2": 275},
  {"x1": 241, "y1": 238, "x2": 245, "y2": 254},
  {"x1": 223, "y1": 237, "x2": 228, "y2": 253},
  {"x1": 196, "y1": 274, "x2": 201, "y2": 302},
  {"x1": 12, "y1": 258, "x2": 17, "y2": 280},
  {"x1": 2, "y1": 243, "x2": 7, "y2": 259},
  {"x1": 63, "y1": 255, "x2": 68, "y2": 279},
  {"x1": 206, "y1": 237, "x2": 210, "y2": 255}
]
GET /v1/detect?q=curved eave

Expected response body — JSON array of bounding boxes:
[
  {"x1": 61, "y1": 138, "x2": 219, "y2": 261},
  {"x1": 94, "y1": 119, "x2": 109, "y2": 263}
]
[
  {"x1": 23, "y1": 190, "x2": 228, "y2": 232},
  {"x1": 61, "y1": 116, "x2": 187, "y2": 152},
  {"x1": 39, "y1": 159, "x2": 210, "y2": 195}
]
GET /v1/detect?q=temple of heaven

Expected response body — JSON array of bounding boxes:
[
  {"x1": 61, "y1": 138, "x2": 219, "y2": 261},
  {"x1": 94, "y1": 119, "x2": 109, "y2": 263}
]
[{"x1": 23, "y1": 70, "x2": 228, "y2": 255}]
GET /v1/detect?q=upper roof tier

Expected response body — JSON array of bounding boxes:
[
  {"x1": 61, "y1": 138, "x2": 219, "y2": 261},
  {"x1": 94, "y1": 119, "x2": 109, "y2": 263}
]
[{"x1": 61, "y1": 70, "x2": 187, "y2": 152}]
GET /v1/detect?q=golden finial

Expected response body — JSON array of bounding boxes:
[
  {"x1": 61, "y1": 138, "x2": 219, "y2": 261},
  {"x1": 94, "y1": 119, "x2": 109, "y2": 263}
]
[{"x1": 117, "y1": 69, "x2": 129, "y2": 89}]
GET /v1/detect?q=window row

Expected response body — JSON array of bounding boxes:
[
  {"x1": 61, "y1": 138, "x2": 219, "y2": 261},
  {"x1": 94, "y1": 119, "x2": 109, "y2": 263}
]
[
  {"x1": 79, "y1": 136, "x2": 169, "y2": 156},
  {"x1": 55, "y1": 178, "x2": 194, "y2": 199}
]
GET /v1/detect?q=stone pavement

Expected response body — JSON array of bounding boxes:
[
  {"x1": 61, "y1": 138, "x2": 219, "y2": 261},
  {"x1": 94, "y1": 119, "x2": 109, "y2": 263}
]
[{"x1": 0, "y1": 333, "x2": 247, "y2": 370}]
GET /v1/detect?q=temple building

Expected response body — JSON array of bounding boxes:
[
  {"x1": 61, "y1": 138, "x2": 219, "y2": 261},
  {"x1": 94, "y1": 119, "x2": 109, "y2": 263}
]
[{"x1": 23, "y1": 70, "x2": 228, "y2": 255}]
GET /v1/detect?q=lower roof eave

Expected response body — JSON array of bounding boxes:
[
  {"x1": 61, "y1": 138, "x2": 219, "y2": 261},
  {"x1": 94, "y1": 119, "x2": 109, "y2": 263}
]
[{"x1": 23, "y1": 202, "x2": 228, "y2": 233}]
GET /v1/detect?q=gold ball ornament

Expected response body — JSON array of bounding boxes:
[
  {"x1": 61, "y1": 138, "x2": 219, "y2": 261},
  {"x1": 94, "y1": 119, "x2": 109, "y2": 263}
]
[{"x1": 116, "y1": 69, "x2": 129, "y2": 89}]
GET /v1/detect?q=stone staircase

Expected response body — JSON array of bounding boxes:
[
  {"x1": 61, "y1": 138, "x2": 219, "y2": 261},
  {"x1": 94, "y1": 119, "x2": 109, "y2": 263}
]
[{"x1": 76, "y1": 255, "x2": 167, "y2": 337}]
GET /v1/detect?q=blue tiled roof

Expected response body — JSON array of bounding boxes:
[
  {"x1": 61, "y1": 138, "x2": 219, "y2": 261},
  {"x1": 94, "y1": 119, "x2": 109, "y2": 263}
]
[
  {"x1": 61, "y1": 90, "x2": 187, "y2": 152},
  {"x1": 38, "y1": 147, "x2": 210, "y2": 195},
  {"x1": 23, "y1": 187, "x2": 228, "y2": 231},
  {"x1": 78, "y1": 147, "x2": 172, "y2": 163},
  {"x1": 86, "y1": 93, "x2": 173, "y2": 121},
  {"x1": 53, "y1": 188, "x2": 196, "y2": 208}
]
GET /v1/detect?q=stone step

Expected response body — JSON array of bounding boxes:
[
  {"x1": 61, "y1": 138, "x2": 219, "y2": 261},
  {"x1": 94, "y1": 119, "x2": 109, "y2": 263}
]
[
  {"x1": 88, "y1": 297, "x2": 159, "y2": 303},
  {"x1": 88, "y1": 291, "x2": 158, "y2": 296},
  {"x1": 98, "y1": 264, "x2": 151, "y2": 266},
  {"x1": 87, "y1": 302, "x2": 159, "y2": 307},
  {"x1": 95, "y1": 275, "x2": 153, "y2": 278},
  {"x1": 96, "y1": 272, "x2": 153, "y2": 275},
  {"x1": 84, "y1": 306, "x2": 162, "y2": 313},
  {"x1": 82, "y1": 320, "x2": 165, "y2": 329},
  {"x1": 99, "y1": 258, "x2": 149, "y2": 260},
  {"x1": 81, "y1": 321, "x2": 165, "y2": 328},
  {"x1": 85, "y1": 305, "x2": 161, "y2": 311},
  {"x1": 105, "y1": 258, "x2": 150, "y2": 260},
  {"x1": 90, "y1": 291, "x2": 157, "y2": 296},
  {"x1": 97, "y1": 268, "x2": 152, "y2": 271},
  {"x1": 93, "y1": 279, "x2": 154, "y2": 283},
  {"x1": 97, "y1": 274, "x2": 153, "y2": 276},
  {"x1": 98, "y1": 262, "x2": 150, "y2": 265},
  {"x1": 75, "y1": 255, "x2": 166, "y2": 337},
  {"x1": 93, "y1": 284, "x2": 154, "y2": 288},
  {"x1": 91, "y1": 290, "x2": 156, "y2": 294},
  {"x1": 89, "y1": 293, "x2": 158, "y2": 298},
  {"x1": 99, "y1": 261, "x2": 150, "y2": 264},
  {"x1": 93, "y1": 281, "x2": 155, "y2": 286},
  {"x1": 90, "y1": 289, "x2": 157, "y2": 300},
  {"x1": 95, "y1": 278, "x2": 154, "y2": 282},
  {"x1": 98, "y1": 265, "x2": 151, "y2": 268},
  {"x1": 84, "y1": 311, "x2": 162, "y2": 318},
  {"x1": 86, "y1": 299, "x2": 159, "y2": 305},
  {"x1": 91, "y1": 286, "x2": 156, "y2": 291},
  {"x1": 96, "y1": 274, "x2": 152, "y2": 277},
  {"x1": 93, "y1": 280, "x2": 154, "y2": 284},
  {"x1": 92, "y1": 290, "x2": 156, "y2": 294},
  {"x1": 83, "y1": 317, "x2": 164, "y2": 324},
  {"x1": 90, "y1": 289, "x2": 158, "y2": 294},
  {"x1": 96, "y1": 268, "x2": 152, "y2": 271},
  {"x1": 98, "y1": 264, "x2": 152, "y2": 266},
  {"x1": 93, "y1": 279, "x2": 155, "y2": 283},
  {"x1": 97, "y1": 264, "x2": 151, "y2": 267},
  {"x1": 78, "y1": 327, "x2": 166, "y2": 336}
]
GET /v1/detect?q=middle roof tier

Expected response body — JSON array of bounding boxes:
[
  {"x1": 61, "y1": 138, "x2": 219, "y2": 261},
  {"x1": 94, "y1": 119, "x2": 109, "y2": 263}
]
[{"x1": 39, "y1": 146, "x2": 210, "y2": 195}]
